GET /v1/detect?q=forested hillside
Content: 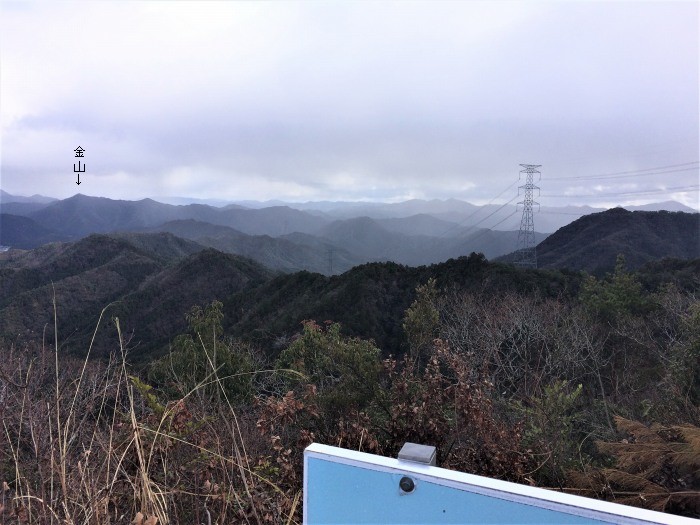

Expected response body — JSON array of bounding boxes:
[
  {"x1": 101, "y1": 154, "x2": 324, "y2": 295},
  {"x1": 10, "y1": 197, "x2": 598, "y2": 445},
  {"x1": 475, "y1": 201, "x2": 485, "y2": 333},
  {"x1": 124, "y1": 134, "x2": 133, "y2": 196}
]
[
  {"x1": 0, "y1": 213, "x2": 69, "y2": 247},
  {"x1": 535, "y1": 208, "x2": 700, "y2": 274},
  {"x1": 1, "y1": 247, "x2": 698, "y2": 523},
  {"x1": 0, "y1": 233, "x2": 269, "y2": 358},
  {"x1": 0, "y1": 233, "x2": 578, "y2": 362},
  {"x1": 2, "y1": 212, "x2": 699, "y2": 361},
  {"x1": 147, "y1": 219, "x2": 361, "y2": 274},
  {"x1": 1, "y1": 215, "x2": 699, "y2": 523}
]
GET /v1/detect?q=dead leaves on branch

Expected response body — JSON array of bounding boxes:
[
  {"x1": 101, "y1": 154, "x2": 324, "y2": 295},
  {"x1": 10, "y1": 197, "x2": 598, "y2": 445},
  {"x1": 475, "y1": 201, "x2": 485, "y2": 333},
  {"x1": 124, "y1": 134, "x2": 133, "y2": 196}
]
[
  {"x1": 568, "y1": 416, "x2": 700, "y2": 516},
  {"x1": 256, "y1": 338, "x2": 531, "y2": 490}
]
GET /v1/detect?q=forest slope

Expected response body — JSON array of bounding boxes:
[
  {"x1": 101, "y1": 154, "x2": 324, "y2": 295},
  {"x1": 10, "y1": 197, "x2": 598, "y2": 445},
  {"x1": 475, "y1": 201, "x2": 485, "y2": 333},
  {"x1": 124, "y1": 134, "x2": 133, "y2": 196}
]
[
  {"x1": 535, "y1": 209, "x2": 700, "y2": 274},
  {"x1": 0, "y1": 213, "x2": 70, "y2": 248},
  {"x1": 3, "y1": 215, "x2": 699, "y2": 361},
  {"x1": 0, "y1": 233, "x2": 271, "y2": 358}
]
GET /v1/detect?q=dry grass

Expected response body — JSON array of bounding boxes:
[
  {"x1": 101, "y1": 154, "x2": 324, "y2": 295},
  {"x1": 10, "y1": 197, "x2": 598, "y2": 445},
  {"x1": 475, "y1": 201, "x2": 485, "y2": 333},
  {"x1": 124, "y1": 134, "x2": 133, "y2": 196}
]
[
  {"x1": 2, "y1": 287, "x2": 698, "y2": 523},
  {"x1": 0, "y1": 299, "x2": 299, "y2": 524}
]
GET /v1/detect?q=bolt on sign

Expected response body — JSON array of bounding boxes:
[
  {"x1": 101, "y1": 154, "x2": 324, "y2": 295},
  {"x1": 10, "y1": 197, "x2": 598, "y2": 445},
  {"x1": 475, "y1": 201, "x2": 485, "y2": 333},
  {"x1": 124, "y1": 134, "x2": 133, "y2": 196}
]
[
  {"x1": 74, "y1": 146, "x2": 85, "y2": 185},
  {"x1": 303, "y1": 443, "x2": 694, "y2": 525}
]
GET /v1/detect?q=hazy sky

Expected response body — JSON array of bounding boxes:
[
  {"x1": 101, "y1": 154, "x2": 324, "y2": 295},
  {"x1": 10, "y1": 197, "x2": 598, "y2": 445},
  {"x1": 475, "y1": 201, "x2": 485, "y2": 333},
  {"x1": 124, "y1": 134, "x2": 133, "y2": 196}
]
[{"x1": 1, "y1": 1, "x2": 698, "y2": 208}]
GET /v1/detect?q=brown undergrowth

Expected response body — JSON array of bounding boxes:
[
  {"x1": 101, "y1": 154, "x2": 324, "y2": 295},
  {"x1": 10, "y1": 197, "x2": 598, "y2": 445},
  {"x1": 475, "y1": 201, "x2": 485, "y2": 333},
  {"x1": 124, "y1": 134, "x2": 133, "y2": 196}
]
[
  {"x1": 0, "y1": 311, "x2": 299, "y2": 525},
  {"x1": 2, "y1": 284, "x2": 698, "y2": 523},
  {"x1": 567, "y1": 416, "x2": 700, "y2": 517}
]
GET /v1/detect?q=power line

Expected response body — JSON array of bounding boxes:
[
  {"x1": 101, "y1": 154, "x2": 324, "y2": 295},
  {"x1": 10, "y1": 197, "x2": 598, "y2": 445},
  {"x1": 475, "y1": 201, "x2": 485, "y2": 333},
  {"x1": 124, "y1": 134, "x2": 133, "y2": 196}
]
[
  {"x1": 490, "y1": 211, "x2": 520, "y2": 230},
  {"x1": 541, "y1": 210, "x2": 602, "y2": 215},
  {"x1": 545, "y1": 161, "x2": 699, "y2": 181},
  {"x1": 438, "y1": 194, "x2": 519, "y2": 239},
  {"x1": 437, "y1": 180, "x2": 519, "y2": 238},
  {"x1": 543, "y1": 185, "x2": 699, "y2": 199},
  {"x1": 461, "y1": 209, "x2": 520, "y2": 247},
  {"x1": 439, "y1": 161, "x2": 698, "y2": 238},
  {"x1": 547, "y1": 167, "x2": 698, "y2": 182}
]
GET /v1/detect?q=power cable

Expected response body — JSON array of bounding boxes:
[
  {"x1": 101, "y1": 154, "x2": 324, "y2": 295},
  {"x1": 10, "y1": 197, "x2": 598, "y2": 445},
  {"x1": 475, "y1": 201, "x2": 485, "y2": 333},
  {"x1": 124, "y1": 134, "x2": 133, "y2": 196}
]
[
  {"x1": 540, "y1": 210, "x2": 603, "y2": 215},
  {"x1": 547, "y1": 167, "x2": 698, "y2": 182},
  {"x1": 437, "y1": 181, "x2": 520, "y2": 238},
  {"x1": 438, "y1": 194, "x2": 520, "y2": 239},
  {"x1": 439, "y1": 161, "x2": 697, "y2": 239},
  {"x1": 459, "y1": 209, "x2": 520, "y2": 249},
  {"x1": 545, "y1": 162, "x2": 698, "y2": 181},
  {"x1": 543, "y1": 185, "x2": 699, "y2": 199}
]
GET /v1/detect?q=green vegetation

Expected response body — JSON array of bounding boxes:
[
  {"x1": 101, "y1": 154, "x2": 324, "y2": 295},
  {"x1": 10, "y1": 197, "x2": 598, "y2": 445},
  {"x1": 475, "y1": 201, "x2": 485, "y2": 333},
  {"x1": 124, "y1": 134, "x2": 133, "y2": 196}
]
[
  {"x1": 275, "y1": 320, "x2": 381, "y2": 414},
  {"x1": 1, "y1": 229, "x2": 699, "y2": 521},
  {"x1": 149, "y1": 300, "x2": 256, "y2": 402},
  {"x1": 580, "y1": 254, "x2": 652, "y2": 320},
  {"x1": 402, "y1": 277, "x2": 439, "y2": 366}
]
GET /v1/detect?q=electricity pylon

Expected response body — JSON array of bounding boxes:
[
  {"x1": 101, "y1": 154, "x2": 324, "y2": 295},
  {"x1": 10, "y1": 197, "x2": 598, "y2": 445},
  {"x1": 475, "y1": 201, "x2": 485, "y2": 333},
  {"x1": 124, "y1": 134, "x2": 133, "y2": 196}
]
[{"x1": 514, "y1": 164, "x2": 541, "y2": 269}]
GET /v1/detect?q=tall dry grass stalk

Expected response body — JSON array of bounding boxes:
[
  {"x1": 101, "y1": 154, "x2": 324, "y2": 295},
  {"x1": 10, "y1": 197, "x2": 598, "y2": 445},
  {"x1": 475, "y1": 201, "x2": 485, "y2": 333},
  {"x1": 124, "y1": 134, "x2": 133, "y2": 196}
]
[{"x1": 0, "y1": 300, "x2": 300, "y2": 524}]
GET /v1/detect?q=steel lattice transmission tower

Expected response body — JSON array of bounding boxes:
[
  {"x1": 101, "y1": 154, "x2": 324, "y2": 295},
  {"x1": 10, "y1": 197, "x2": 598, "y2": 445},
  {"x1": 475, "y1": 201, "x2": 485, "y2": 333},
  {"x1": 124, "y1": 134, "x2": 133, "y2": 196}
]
[{"x1": 514, "y1": 164, "x2": 541, "y2": 269}]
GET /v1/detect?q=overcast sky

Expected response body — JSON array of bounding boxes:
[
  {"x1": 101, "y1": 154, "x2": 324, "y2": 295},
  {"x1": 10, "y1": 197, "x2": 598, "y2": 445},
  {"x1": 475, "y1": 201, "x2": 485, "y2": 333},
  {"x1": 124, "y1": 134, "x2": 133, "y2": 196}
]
[{"x1": 1, "y1": 1, "x2": 698, "y2": 209}]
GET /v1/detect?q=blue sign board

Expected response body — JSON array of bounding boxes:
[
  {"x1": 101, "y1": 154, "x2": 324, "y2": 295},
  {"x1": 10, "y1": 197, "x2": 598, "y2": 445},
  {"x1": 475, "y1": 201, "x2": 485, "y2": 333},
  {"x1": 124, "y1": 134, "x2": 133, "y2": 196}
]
[{"x1": 304, "y1": 443, "x2": 695, "y2": 524}]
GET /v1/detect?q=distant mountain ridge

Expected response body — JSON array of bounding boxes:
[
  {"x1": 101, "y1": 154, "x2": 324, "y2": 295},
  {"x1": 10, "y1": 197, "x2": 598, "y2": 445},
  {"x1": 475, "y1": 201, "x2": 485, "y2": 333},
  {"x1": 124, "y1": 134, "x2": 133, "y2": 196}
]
[
  {"x1": 624, "y1": 201, "x2": 698, "y2": 213},
  {"x1": 21, "y1": 194, "x2": 328, "y2": 238},
  {"x1": 2, "y1": 193, "x2": 549, "y2": 271},
  {"x1": 2, "y1": 192, "x2": 696, "y2": 275},
  {"x1": 147, "y1": 219, "x2": 360, "y2": 274},
  {"x1": 2, "y1": 217, "x2": 698, "y2": 361},
  {"x1": 0, "y1": 190, "x2": 57, "y2": 204}
]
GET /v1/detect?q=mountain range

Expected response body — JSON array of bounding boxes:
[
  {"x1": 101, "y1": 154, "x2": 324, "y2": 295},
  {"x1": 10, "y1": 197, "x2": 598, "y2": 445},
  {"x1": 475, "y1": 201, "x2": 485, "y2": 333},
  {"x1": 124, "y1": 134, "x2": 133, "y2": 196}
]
[
  {"x1": 2, "y1": 192, "x2": 695, "y2": 274},
  {"x1": 1, "y1": 196, "x2": 698, "y2": 361}
]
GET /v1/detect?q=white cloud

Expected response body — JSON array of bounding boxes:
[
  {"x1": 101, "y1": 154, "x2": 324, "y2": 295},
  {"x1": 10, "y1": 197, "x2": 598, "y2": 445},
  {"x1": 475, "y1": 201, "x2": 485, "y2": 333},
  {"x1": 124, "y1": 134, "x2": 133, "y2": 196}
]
[{"x1": 1, "y1": 1, "x2": 697, "y2": 204}]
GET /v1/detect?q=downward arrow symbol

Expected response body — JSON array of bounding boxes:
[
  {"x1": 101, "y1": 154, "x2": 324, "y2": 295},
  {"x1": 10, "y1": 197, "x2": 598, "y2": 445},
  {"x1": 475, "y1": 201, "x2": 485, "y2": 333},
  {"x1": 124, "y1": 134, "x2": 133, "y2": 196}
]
[{"x1": 76, "y1": 173, "x2": 81, "y2": 185}]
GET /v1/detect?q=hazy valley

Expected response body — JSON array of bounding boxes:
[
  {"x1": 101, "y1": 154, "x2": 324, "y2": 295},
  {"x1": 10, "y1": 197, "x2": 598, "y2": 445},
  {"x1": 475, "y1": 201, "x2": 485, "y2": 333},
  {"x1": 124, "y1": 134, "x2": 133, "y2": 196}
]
[
  {"x1": 1, "y1": 190, "x2": 698, "y2": 360},
  {"x1": 1, "y1": 190, "x2": 699, "y2": 521}
]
